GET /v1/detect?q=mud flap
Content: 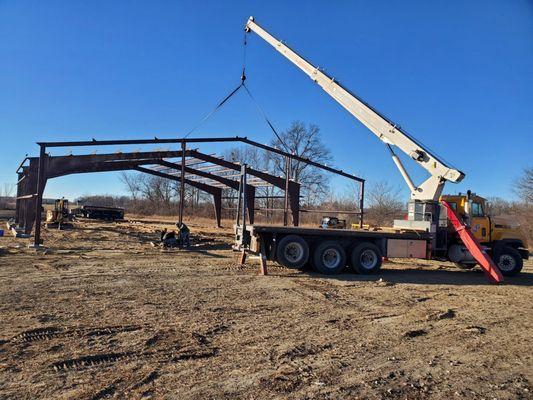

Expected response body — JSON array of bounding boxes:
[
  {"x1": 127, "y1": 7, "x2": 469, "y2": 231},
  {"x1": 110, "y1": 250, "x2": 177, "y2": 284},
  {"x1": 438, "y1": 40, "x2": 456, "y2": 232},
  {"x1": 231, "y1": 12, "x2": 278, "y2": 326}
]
[{"x1": 441, "y1": 201, "x2": 503, "y2": 284}]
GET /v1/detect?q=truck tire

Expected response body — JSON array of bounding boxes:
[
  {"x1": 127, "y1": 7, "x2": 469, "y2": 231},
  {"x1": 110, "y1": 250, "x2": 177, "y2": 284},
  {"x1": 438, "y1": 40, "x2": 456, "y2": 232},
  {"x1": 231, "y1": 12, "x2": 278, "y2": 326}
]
[
  {"x1": 312, "y1": 241, "x2": 347, "y2": 275},
  {"x1": 493, "y1": 246, "x2": 523, "y2": 276},
  {"x1": 276, "y1": 235, "x2": 309, "y2": 269},
  {"x1": 351, "y1": 242, "x2": 382, "y2": 274}
]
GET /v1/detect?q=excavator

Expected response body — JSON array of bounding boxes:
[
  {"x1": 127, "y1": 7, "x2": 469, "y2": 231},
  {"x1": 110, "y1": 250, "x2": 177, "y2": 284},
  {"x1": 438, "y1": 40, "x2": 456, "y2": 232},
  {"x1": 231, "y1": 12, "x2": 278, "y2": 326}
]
[{"x1": 244, "y1": 17, "x2": 528, "y2": 276}]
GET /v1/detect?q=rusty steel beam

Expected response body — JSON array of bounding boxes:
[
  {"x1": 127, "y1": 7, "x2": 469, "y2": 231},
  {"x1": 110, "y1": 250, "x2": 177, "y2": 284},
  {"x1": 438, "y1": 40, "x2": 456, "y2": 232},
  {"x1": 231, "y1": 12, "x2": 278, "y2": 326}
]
[
  {"x1": 44, "y1": 150, "x2": 189, "y2": 176},
  {"x1": 46, "y1": 159, "x2": 164, "y2": 179},
  {"x1": 188, "y1": 150, "x2": 297, "y2": 191},
  {"x1": 158, "y1": 160, "x2": 256, "y2": 223},
  {"x1": 179, "y1": 141, "x2": 186, "y2": 225},
  {"x1": 32, "y1": 145, "x2": 47, "y2": 246},
  {"x1": 34, "y1": 135, "x2": 364, "y2": 182},
  {"x1": 37, "y1": 136, "x2": 243, "y2": 148}
]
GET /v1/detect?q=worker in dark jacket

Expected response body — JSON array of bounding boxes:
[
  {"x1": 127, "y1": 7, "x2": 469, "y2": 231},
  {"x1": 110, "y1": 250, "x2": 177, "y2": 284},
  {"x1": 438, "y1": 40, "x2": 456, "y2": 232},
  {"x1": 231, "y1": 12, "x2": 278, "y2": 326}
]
[
  {"x1": 160, "y1": 228, "x2": 178, "y2": 247},
  {"x1": 176, "y1": 222, "x2": 190, "y2": 247}
]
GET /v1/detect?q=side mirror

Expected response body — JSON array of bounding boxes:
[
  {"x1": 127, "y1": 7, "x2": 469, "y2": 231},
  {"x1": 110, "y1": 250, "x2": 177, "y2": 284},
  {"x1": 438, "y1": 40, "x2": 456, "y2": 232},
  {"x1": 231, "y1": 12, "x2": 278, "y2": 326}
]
[{"x1": 464, "y1": 200, "x2": 471, "y2": 215}]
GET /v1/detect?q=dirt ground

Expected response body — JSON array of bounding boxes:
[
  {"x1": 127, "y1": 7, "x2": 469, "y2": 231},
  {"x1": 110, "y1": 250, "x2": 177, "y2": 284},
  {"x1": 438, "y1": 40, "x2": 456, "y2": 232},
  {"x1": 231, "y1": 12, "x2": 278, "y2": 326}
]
[{"x1": 0, "y1": 216, "x2": 531, "y2": 400}]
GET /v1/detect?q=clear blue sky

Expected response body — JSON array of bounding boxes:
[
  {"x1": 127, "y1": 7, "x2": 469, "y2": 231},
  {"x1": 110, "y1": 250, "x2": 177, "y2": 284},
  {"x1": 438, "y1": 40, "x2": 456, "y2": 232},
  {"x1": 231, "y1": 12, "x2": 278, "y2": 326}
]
[{"x1": 1, "y1": 1, "x2": 532, "y2": 201}]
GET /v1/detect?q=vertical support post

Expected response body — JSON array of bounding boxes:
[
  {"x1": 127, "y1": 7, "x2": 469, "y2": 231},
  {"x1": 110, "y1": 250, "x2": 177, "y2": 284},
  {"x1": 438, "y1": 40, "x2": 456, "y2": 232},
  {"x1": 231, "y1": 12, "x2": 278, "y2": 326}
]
[
  {"x1": 15, "y1": 172, "x2": 24, "y2": 225},
  {"x1": 179, "y1": 140, "x2": 186, "y2": 225},
  {"x1": 246, "y1": 185, "x2": 255, "y2": 224},
  {"x1": 213, "y1": 189, "x2": 222, "y2": 228},
  {"x1": 237, "y1": 164, "x2": 248, "y2": 266},
  {"x1": 33, "y1": 145, "x2": 46, "y2": 246},
  {"x1": 359, "y1": 180, "x2": 365, "y2": 228},
  {"x1": 289, "y1": 183, "x2": 300, "y2": 226},
  {"x1": 236, "y1": 172, "x2": 243, "y2": 226},
  {"x1": 259, "y1": 237, "x2": 268, "y2": 276},
  {"x1": 265, "y1": 189, "x2": 269, "y2": 223},
  {"x1": 283, "y1": 155, "x2": 291, "y2": 227},
  {"x1": 241, "y1": 164, "x2": 247, "y2": 233},
  {"x1": 238, "y1": 250, "x2": 247, "y2": 265}
]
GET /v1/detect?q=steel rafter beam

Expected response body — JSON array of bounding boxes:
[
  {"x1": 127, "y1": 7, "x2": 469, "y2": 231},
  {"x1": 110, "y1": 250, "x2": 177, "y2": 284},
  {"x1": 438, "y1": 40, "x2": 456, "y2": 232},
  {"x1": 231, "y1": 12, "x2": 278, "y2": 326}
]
[
  {"x1": 157, "y1": 160, "x2": 256, "y2": 223},
  {"x1": 34, "y1": 135, "x2": 363, "y2": 182},
  {"x1": 133, "y1": 166, "x2": 223, "y2": 227},
  {"x1": 188, "y1": 150, "x2": 298, "y2": 192}
]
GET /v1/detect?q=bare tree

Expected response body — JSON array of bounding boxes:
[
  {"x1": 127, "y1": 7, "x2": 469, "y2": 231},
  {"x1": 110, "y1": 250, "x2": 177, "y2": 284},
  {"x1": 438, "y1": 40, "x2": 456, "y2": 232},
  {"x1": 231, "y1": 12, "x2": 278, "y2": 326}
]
[
  {"x1": 270, "y1": 121, "x2": 333, "y2": 204},
  {"x1": 365, "y1": 181, "x2": 404, "y2": 226},
  {"x1": 139, "y1": 175, "x2": 176, "y2": 208},
  {"x1": 119, "y1": 171, "x2": 179, "y2": 215},
  {"x1": 486, "y1": 197, "x2": 511, "y2": 216},
  {"x1": 2, "y1": 183, "x2": 15, "y2": 198},
  {"x1": 120, "y1": 172, "x2": 142, "y2": 200},
  {"x1": 513, "y1": 166, "x2": 533, "y2": 204},
  {"x1": 223, "y1": 145, "x2": 280, "y2": 222}
]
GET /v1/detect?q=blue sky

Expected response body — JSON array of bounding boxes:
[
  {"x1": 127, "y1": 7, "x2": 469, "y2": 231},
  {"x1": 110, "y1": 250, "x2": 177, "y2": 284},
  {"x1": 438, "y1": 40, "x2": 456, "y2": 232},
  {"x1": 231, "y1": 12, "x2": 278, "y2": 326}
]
[{"x1": 1, "y1": 1, "x2": 532, "y2": 201}]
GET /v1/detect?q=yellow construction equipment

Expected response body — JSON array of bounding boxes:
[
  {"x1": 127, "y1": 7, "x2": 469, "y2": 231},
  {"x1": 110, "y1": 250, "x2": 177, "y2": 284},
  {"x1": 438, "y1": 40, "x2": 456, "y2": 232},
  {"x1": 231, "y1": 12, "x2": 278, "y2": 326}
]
[{"x1": 45, "y1": 198, "x2": 71, "y2": 229}]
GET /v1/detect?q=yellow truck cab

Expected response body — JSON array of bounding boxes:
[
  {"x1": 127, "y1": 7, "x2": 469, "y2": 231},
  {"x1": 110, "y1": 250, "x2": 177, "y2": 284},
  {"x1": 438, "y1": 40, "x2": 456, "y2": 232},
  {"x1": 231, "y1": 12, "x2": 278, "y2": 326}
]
[{"x1": 440, "y1": 191, "x2": 529, "y2": 275}]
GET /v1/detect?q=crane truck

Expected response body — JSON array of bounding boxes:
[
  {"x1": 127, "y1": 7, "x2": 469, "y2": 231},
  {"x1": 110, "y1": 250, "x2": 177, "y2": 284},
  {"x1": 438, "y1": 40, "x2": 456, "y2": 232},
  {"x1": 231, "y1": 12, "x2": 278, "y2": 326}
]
[{"x1": 236, "y1": 17, "x2": 528, "y2": 279}]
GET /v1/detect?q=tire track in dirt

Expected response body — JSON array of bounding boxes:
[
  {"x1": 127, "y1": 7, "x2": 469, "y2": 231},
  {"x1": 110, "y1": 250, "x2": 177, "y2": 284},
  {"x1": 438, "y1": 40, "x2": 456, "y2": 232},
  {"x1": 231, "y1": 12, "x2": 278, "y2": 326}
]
[
  {"x1": 51, "y1": 346, "x2": 218, "y2": 372},
  {"x1": 5, "y1": 324, "x2": 143, "y2": 345},
  {"x1": 49, "y1": 323, "x2": 229, "y2": 372}
]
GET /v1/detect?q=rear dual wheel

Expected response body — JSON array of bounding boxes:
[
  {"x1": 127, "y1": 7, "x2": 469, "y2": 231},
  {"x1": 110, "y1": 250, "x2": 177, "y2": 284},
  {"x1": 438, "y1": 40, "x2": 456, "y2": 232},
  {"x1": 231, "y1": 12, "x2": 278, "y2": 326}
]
[
  {"x1": 351, "y1": 242, "x2": 382, "y2": 274},
  {"x1": 312, "y1": 241, "x2": 383, "y2": 275},
  {"x1": 276, "y1": 236, "x2": 383, "y2": 276},
  {"x1": 276, "y1": 235, "x2": 309, "y2": 269},
  {"x1": 312, "y1": 241, "x2": 347, "y2": 275}
]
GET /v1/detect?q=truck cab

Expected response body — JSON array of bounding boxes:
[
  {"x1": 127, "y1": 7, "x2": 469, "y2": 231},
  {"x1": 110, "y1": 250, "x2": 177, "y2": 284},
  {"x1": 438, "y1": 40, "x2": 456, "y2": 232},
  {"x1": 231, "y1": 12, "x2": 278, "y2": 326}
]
[{"x1": 440, "y1": 192, "x2": 529, "y2": 275}]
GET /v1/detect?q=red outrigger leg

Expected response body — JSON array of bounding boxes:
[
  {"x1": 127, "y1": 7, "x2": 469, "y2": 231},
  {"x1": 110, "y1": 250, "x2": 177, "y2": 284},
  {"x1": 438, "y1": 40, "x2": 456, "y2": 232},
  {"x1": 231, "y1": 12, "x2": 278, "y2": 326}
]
[{"x1": 441, "y1": 201, "x2": 504, "y2": 284}]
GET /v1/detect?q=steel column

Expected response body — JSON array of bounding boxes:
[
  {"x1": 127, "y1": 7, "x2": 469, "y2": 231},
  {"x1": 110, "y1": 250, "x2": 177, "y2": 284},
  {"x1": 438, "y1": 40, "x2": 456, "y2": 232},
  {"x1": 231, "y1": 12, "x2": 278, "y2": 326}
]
[
  {"x1": 236, "y1": 172, "x2": 243, "y2": 226},
  {"x1": 283, "y1": 156, "x2": 291, "y2": 226},
  {"x1": 179, "y1": 141, "x2": 186, "y2": 225},
  {"x1": 359, "y1": 181, "x2": 365, "y2": 228},
  {"x1": 241, "y1": 164, "x2": 247, "y2": 233},
  {"x1": 33, "y1": 145, "x2": 46, "y2": 246}
]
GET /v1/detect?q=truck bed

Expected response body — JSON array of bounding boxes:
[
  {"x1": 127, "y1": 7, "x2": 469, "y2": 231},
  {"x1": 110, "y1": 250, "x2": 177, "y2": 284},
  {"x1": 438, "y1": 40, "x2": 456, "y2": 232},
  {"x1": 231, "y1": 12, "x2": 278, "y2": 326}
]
[{"x1": 246, "y1": 224, "x2": 430, "y2": 241}]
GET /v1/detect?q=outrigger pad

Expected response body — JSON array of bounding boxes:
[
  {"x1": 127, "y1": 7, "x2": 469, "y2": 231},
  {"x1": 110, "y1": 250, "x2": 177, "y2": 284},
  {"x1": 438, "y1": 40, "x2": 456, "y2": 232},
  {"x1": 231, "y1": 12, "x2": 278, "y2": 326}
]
[{"x1": 441, "y1": 201, "x2": 504, "y2": 284}]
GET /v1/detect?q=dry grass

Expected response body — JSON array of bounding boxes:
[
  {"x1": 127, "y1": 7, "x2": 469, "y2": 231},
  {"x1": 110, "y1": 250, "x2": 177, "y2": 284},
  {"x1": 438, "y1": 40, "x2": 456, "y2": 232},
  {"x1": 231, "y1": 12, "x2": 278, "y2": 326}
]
[{"x1": 0, "y1": 217, "x2": 531, "y2": 399}]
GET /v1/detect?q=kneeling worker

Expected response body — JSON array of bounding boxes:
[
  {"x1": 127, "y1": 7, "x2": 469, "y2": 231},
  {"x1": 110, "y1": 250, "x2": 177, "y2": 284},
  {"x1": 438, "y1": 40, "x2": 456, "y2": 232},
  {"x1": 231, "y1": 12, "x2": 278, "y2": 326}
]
[{"x1": 176, "y1": 222, "x2": 190, "y2": 247}]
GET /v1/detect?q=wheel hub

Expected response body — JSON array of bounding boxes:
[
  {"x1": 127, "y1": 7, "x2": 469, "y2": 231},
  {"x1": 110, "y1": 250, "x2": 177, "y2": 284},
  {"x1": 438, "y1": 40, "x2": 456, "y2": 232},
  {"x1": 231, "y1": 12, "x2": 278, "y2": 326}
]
[
  {"x1": 322, "y1": 248, "x2": 340, "y2": 269},
  {"x1": 284, "y1": 242, "x2": 304, "y2": 263},
  {"x1": 498, "y1": 254, "x2": 516, "y2": 272},
  {"x1": 360, "y1": 249, "x2": 377, "y2": 269}
]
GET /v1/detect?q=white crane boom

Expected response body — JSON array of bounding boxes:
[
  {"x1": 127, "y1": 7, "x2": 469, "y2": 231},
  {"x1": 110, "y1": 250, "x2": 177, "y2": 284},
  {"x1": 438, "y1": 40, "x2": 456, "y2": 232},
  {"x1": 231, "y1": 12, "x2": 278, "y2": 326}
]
[{"x1": 245, "y1": 16, "x2": 464, "y2": 202}]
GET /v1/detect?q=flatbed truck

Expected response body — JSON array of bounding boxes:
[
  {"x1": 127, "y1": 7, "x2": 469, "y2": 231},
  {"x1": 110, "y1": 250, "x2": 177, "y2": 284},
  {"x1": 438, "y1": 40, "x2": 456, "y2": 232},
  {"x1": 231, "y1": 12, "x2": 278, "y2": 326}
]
[{"x1": 234, "y1": 17, "x2": 528, "y2": 282}]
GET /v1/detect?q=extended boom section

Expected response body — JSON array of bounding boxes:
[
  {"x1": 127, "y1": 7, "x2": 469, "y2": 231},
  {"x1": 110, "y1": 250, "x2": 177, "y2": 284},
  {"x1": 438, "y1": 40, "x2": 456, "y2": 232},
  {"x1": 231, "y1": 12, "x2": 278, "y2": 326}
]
[{"x1": 245, "y1": 16, "x2": 464, "y2": 202}]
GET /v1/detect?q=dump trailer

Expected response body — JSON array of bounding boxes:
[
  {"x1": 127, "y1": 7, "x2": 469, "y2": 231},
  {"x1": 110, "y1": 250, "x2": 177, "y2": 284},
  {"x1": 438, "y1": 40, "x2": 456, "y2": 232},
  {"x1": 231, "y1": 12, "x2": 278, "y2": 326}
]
[{"x1": 71, "y1": 205, "x2": 124, "y2": 221}]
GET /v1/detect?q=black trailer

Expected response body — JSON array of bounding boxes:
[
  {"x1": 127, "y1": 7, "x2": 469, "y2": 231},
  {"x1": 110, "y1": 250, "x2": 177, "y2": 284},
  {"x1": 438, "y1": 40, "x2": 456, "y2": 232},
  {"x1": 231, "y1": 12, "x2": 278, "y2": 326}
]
[
  {"x1": 71, "y1": 205, "x2": 125, "y2": 221},
  {"x1": 236, "y1": 224, "x2": 430, "y2": 275}
]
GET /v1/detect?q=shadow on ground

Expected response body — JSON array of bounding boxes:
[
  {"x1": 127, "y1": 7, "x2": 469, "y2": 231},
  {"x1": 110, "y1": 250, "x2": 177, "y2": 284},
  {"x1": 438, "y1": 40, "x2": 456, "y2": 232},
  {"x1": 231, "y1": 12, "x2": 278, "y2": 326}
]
[{"x1": 305, "y1": 268, "x2": 533, "y2": 286}]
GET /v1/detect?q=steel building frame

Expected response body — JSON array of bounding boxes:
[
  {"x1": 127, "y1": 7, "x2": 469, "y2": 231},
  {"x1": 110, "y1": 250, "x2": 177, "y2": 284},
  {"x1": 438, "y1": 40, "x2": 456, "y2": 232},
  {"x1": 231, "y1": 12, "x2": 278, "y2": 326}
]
[{"x1": 15, "y1": 136, "x2": 364, "y2": 246}]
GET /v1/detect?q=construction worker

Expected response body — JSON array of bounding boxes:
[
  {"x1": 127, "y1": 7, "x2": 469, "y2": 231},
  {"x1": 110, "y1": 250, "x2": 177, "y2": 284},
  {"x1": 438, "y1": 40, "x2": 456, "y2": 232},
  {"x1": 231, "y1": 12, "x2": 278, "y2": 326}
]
[
  {"x1": 176, "y1": 222, "x2": 190, "y2": 247},
  {"x1": 160, "y1": 228, "x2": 178, "y2": 247}
]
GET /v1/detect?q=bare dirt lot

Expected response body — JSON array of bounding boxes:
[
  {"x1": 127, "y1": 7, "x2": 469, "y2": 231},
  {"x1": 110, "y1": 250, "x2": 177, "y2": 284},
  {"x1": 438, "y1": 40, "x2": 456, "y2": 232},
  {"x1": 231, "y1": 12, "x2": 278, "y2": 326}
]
[{"x1": 0, "y1": 217, "x2": 532, "y2": 399}]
